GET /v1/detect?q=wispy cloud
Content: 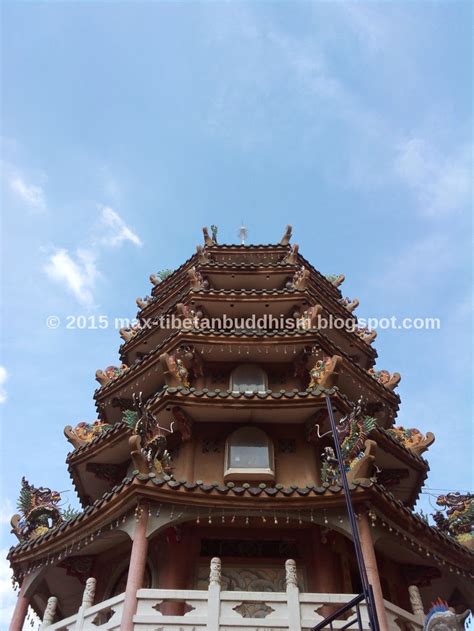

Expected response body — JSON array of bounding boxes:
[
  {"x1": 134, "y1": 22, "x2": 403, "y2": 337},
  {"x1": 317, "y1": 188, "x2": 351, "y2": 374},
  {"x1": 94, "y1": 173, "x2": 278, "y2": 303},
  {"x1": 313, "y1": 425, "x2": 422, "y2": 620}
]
[
  {"x1": 0, "y1": 367, "x2": 7, "y2": 404},
  {"x1": 395, "y1": 138, "x2": 472, "y2": 218},
  {"x1": 44, "y1": 248, "x2": 99, "y2": 308},
  {"x1": 43, "y1": 207, "x2": 141, "y2": 307},
  {"x1": 97, "y1": 205, "x2": 142, "y2": 247},
  {"x1": 0, "y1": 550, "x2": 16, "y2": 626},
  {"x1": 7, "y1": 171, "x2": 46, "y2": 212}
]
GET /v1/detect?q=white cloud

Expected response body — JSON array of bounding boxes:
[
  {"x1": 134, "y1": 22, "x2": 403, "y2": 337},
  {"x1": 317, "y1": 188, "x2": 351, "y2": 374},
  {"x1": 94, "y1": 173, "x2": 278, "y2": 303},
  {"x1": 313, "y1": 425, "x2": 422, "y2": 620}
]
[
  {"x1": 0, "y1": 367, "x2": 7, "y2": 404},
  {"x1": 0, "y1": 551, "x2": 16, "y2": 626},
  {"x1": 98, "y1": 206, "x2": 142, "y2": 248},
  {"x1": 395, "y1": 138, "x2": 472, "y2": 217},
  {"x1": 44, "y1": 248, "x2": 99, "y2": 308},
  {"x1": 9, "y1": 174, "x2": 46, "y2": 212},
  {"x1": 0, "y1": 499, "x2": 14, "y2": 525}
]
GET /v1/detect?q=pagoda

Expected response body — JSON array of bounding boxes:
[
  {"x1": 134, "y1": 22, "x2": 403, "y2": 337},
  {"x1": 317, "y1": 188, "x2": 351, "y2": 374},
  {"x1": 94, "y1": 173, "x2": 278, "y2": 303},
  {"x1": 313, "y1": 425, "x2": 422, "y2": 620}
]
[{"x1": 8, "y1": 226, "x2": 473, "y2": 631}]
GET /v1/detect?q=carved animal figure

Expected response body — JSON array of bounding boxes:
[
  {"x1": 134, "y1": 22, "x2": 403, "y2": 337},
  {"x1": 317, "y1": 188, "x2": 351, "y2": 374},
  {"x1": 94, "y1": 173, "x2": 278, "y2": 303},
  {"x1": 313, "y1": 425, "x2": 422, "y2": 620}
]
[
  {"x1": 368, "y1": 368, "x2": 401, "y2": 391},
  {"x1": 280, "y1": 225, "x2": 293, "y2": 246},
  {"x1": 355, "y1": 326, "x2": 377, "y2": 344},
  {"x1": 283, "y1": 244, "x2": 299, "y2": 264},
  {"x1": 187, "y1": 267, "x2": 209, "y2": 290},
  {"x1": 136, "y1": 295, "x2": 152, "y2": 309},
  {"x1": 119, "y1": 323, "x2": 141, "y2": 342},
  {"x1": 95, "y1": 364, "x2": 128, "y2": 387},
  {"x1": 160, "y1": 352, "x2": 190, "y2": 388},
  {"x1": 424, "y1": 599, "x2": 470, "y2": 631},
  {"x1": 433, "y1": 492, "x2": 474, "y2": 549},
  {"x1": 64, "y1": 420, "x2": 112, "y2": 448},
  {"x1": 11, "y1": 478, "x2": 63, "y2": 541},
  {"x1": 320, "y1": 403, "x2": 377, "y2": 484},
  {"x1": 308, "y1": 355, "x2": 342, "y2": 389},
  {"x1": 386, "y1": 426, "x2": 435, "y2": 456},
  {"x1": 202, "y1": 226, "x2": 216, "y2": 246},
  {"x1": 288, "y1": 266, "x2": 310, "y2": 290},
  {"x1": 326, "y1": 274, "x2": 345, "y2": 287},
  {"x1": 196, "y1": 245, "x2": 212, "y2": 264},
  {"x1": 338, "y1": 296, "x2": 359, "y2": 312},
  {"x1": 296, "y1": 304, "x2": 323, "y2": 329}
]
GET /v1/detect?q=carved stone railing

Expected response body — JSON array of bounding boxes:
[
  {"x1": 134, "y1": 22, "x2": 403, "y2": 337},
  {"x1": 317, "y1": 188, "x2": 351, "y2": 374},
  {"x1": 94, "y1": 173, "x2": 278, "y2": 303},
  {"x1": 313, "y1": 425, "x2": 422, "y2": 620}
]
[{"x1": 42, "y1": 558, "x2": 423, "y2": 631}]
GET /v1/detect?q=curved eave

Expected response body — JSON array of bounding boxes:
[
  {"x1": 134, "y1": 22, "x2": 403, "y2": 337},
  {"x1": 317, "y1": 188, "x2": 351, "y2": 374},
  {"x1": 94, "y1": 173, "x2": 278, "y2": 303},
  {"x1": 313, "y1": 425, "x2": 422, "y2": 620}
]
[
  {"x1": 96, "y1": 328, "x2": 396, "y2": 423},
  {"x1": 8, "y1": 475, "x2": 473, "y2": 576},
  {"x1": 371, "y1": 427, "x2": 429, "y2": 508}
]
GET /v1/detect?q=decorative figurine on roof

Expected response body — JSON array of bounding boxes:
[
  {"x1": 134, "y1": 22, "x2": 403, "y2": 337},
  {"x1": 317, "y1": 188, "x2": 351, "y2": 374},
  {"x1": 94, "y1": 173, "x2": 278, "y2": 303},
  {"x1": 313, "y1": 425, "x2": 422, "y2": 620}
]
[
  {"x1": 326, "y1": 274, "x2": 345, "y2": 287},
  {"x1": 386, "y1": 426, "x2": 435, "y2": 456},
  {"x1": 308, "y1": 355, "x2": 342, "y2": 390},
  {"x1": 282, "y1": 244, "x2": 299, "y2": 265},
  {"x1": 188, "y1": 267, "x2": 210, "y2": 290},
  {"x1": 128, "y1": 392, "x2": 173, "y2": 476},
  {"x1": 95, "y1": 364, "x2": 129, "y2": 387},
  {"x1": 287, "y1": 266, "x2": 310, "y2": 290},
  {"x1": 64, "y1": 420, "x2": 113, "y2": 449},
  {"x1": 319, "y1": 401, "x2": 377, "y2": 484},
  {"x1": 196, "y1": 245, "x2": 212, "y2": 264},
  {"x1": 355, "y1": 326, "x2": 377, "y2": 344},
  {"x1": 338, "y1": 296, "x2": 359, "y2": 312},
  {"x1": 432, "y1": 492, "x2": 474, "y2": 550},
  {"x1": 279, "y1": 224, "x2": 293, "y2": 246},
  {"x1": 176, "y1": 302, "x2": 204, "y2": 327},
  {"x1": 11, "y1": 478, "x2": 63, "y2": 541},
  {"x1": 160, "y1": 344, "x2": 204, "y2": 388},
  {"x1": 160, "y1": 352, "x2": 190, "y2": 388},
  {"x1": 295, "y1": 304, "x2": 323, "y2": 330},
  {"x1": 202, "y1": 226, "x2": 217, "y2": 246},
  {"x1": 368, "y1": 368, "x2": 401, "y2": 391},
  {"x1": 136, "y1": 295, "x2": 153, "y2": 309},
  {"x1": 423, "y1": 598, "x2": 470, "y2": 631},
  {"x1": 150, "y1": 269, "x2": 174, "y2": 285},
  {"x1": 119, "y1": 322, "x2": 141, "y2": 342}
]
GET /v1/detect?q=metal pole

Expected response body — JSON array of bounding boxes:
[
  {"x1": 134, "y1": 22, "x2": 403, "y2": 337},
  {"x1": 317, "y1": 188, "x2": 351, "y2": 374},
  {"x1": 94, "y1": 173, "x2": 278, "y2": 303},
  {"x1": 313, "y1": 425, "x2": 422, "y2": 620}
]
[{"x1": 325, "y1": 395, "x2": 380, "y2": 631}]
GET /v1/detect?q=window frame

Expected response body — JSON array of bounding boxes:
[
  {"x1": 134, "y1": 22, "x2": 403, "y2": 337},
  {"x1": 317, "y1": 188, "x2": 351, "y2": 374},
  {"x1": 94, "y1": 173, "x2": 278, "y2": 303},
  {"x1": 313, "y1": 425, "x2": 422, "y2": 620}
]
[
  {"x1": 229, "y1": 363, "x2": 268, "y2": 394},
  {"x1": 224, "y1": 426, "x2": 275, "y2": 482}
]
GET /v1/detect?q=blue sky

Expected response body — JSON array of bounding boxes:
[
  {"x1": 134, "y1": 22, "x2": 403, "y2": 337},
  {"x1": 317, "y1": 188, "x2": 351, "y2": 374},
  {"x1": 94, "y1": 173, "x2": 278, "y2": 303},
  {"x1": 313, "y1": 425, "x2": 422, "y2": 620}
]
[{"x1": 0, "y1": 1, "x2": 472, "y2": 625}]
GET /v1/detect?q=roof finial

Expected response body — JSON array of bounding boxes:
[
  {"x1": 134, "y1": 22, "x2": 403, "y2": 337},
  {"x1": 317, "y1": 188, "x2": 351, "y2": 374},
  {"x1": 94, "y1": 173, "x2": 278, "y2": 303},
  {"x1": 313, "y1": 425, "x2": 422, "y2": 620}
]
[
  {"x1": 238, "y1": 221, "x2": 248, "y2": 245},
  {"x1": 280, "y1": 225, "x2": 292, "y2": 246}
]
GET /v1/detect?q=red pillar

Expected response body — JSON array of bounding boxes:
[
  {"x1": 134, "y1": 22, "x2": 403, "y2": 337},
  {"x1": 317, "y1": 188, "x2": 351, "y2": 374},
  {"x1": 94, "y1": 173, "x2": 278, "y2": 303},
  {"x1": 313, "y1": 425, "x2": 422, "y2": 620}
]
[
  {"x1": 9, "y1": 581, "x2": 29, "y2": 631},
  {"x1": 160, "y1": 527, "x2": 192, "y2": 615},
  {"x1": 120, "y1": 508, "x2": 149, "y2": 631},
  {"x1": 358, "y1": 513, "x2": 389, "y2": 631}
]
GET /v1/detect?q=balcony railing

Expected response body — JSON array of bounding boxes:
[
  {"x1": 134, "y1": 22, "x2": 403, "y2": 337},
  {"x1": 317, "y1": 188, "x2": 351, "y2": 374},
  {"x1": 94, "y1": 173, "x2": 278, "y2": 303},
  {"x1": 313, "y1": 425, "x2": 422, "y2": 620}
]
[{"x1": 42, "y1": 558, "x2": 423, "y2": 631}]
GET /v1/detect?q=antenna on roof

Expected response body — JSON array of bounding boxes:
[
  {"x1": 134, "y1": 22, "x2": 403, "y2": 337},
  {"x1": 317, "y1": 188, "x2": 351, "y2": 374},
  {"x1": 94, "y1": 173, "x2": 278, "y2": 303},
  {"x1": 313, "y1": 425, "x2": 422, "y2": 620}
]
[{"x1": 238, "y1": 221, "x2": 248, "y2": 245}]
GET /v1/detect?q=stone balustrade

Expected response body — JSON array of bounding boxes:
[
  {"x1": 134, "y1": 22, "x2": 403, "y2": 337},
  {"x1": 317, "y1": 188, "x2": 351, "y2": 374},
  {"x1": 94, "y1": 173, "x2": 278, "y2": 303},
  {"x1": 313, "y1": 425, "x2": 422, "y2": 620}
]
[{"x1": 43, "y1": 558, "x2": 423, "y2": 631}]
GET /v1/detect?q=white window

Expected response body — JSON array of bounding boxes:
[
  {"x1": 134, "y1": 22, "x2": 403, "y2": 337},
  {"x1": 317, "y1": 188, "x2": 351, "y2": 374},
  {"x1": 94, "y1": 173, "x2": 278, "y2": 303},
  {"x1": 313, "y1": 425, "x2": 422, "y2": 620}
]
[
  {"x1": 224, "y1": 426, "x2": 275, "y2": 482},
  {"x1": 230, "y1": 364, "x2": 267, "y2": 393}
]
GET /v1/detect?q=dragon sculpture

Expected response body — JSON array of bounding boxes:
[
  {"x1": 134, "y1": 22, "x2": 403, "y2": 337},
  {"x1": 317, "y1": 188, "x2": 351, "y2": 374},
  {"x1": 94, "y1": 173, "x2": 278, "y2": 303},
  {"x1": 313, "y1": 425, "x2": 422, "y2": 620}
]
[
  {"x1": 432, "y1": 492, "x2": 474, "y2": 550},
  {"x1": 386, "y1": 425, "x2": 435, "y2": 457},
  {"x1": 128, "y1": 392, "x2": 172, "y2": 476},
  {"x1": 64, "y1": 420, "x2": 113, "y2": 449},
  {"x1": 11, "y1": 478, "x2": 63, "y2": 541},
  {"x1": 321, "y1": 401, "x2": 377, "y2": 484},
  {"x1": 423, "y1": 598, "x2": 470, "y2": 631}
]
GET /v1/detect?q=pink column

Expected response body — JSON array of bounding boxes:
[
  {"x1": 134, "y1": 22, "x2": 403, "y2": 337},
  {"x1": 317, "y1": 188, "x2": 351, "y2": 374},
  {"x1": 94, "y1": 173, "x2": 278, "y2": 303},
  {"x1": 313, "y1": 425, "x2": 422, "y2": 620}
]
[
  {"x1": 9, "y1": 581, "x2": 29, "y2": 631},
  {"x1": 120, "y1": 508, "x2": 149, "y2": 631},
  {"x1": 358, "y1": 513, "x2": 389, "y2": 631}
]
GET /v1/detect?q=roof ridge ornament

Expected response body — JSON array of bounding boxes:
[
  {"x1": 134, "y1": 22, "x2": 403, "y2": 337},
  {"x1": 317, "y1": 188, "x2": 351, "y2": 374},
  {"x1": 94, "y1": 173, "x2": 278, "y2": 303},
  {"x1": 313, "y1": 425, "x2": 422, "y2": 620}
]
[
  {"x1": 238, "y1": 222, "x2": 248, "y2": 245},
  {"x1": 279, "y1": 225, "x2": 293, "y2": 246},
  {"x1": 202, "y1": 226, "x2": 218, "y2": 246}
]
